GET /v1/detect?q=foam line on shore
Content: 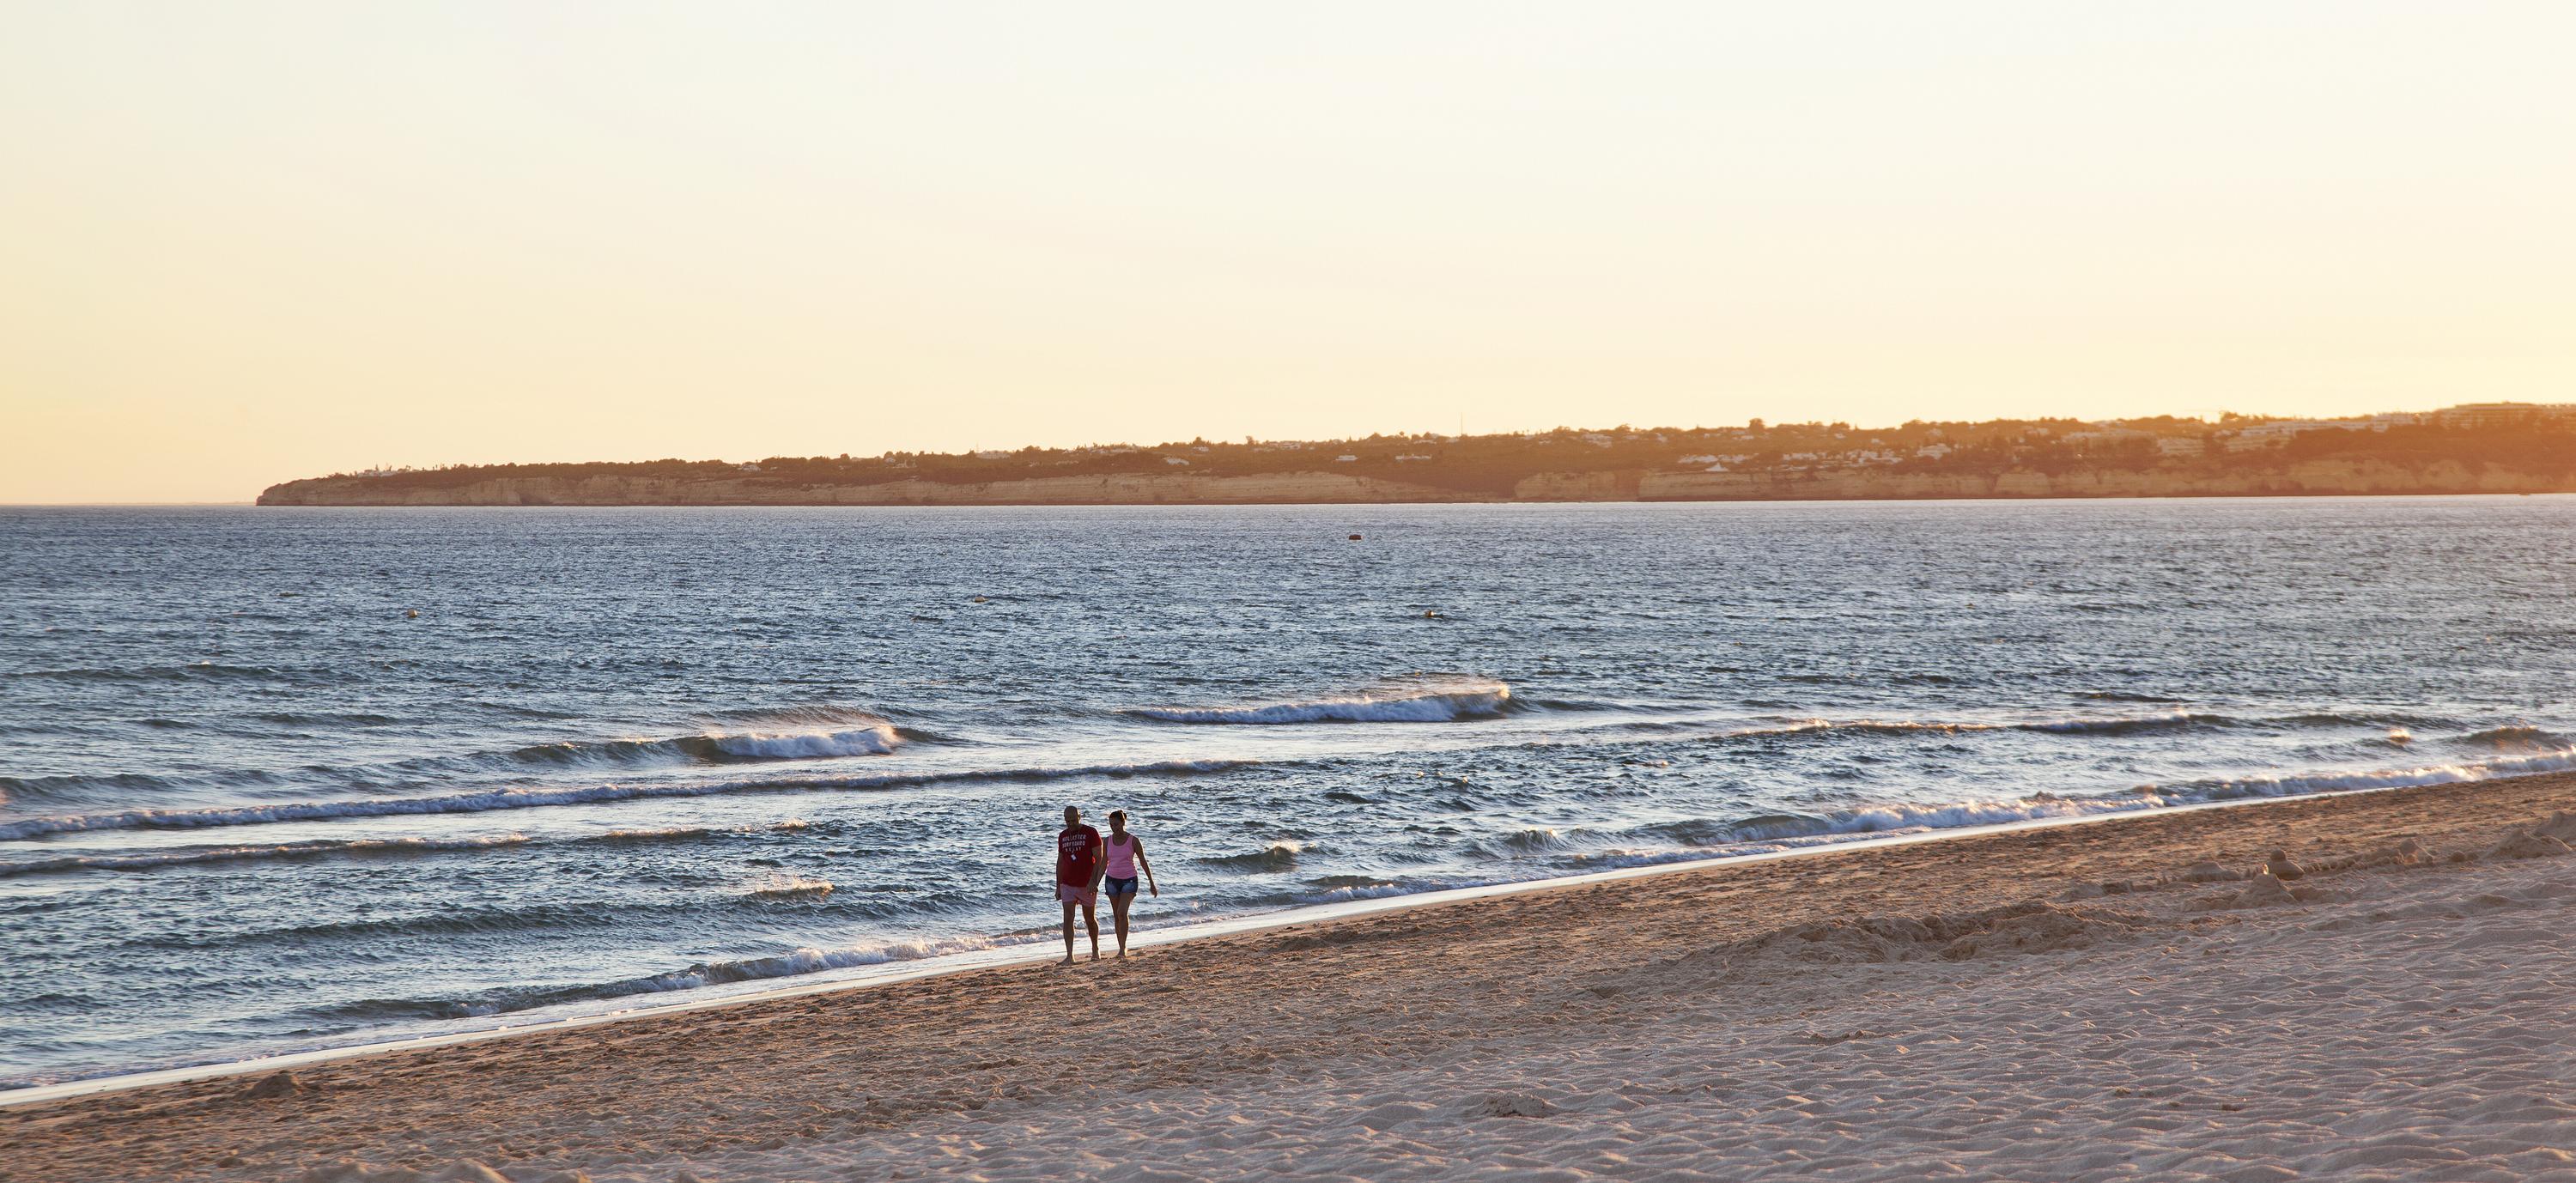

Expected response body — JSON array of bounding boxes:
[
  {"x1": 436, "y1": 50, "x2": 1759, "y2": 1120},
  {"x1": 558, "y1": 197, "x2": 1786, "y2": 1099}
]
[{"x1": 2, "y1": 763, "x2": 2535, "y2": 1111}]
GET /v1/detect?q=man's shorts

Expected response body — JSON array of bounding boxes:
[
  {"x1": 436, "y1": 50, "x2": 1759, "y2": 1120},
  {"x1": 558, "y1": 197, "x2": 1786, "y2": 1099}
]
[{"x1": 1058, "y1": 883, "x2": 1096, "y2": 906}]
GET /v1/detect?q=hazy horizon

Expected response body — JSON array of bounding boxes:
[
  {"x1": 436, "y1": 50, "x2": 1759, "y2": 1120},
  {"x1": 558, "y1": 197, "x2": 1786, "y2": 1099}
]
[{"x1": 7, "y1": 3, "x2": 2573, "y2": 503}]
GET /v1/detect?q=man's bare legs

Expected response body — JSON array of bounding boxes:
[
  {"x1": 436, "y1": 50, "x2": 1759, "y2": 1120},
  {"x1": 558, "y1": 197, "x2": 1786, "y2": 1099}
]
[{"x1": 1059, "y1": 898, "x2": 1100, "y2": 964}]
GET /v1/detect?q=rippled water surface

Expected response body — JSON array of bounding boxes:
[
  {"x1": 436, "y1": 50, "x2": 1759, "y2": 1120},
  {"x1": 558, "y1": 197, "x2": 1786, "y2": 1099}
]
[{"x1": 3, "y1": 500, "x2": 2573, "y2": 1085}]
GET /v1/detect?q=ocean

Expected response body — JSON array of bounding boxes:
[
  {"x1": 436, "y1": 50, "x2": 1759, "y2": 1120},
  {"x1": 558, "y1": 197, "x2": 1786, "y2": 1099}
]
[{"x1": 3, "y1": 498, "x2": 2572, "y2": 1088}]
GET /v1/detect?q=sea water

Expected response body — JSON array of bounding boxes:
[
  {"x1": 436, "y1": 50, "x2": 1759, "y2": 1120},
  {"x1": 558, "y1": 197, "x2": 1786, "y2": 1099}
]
[{"x1": 3, "y1": 498, "x2": 2572, "y2": 1085}]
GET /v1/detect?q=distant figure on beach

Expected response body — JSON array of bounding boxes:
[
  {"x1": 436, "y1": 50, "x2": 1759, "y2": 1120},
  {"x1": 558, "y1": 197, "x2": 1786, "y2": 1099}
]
[
  {"x1": 1100, "y1": 809, "x2": 1160, "y2": 958},
  {"x1": 1056, "y1": 805, "x2": 1104, "y2": 964}
]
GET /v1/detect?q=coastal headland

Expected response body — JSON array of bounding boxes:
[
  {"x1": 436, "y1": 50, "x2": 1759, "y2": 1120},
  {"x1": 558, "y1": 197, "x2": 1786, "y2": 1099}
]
[
  {"x1": 15, "y1": 770, "x2": 2576, "y2": 1181},
  {"x1": 257, "y1": 406, "x2": 2576, "y2": 506}
]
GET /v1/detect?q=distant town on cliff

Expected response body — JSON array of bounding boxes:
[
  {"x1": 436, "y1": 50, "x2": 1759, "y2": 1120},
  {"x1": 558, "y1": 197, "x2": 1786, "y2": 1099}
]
[{"x1": 260, "y1": 402, "x2": 2576, "y2": 506}]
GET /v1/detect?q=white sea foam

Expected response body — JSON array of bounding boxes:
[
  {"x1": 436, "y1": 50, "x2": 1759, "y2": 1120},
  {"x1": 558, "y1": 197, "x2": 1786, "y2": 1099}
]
[{"x1": 1133, "y1": 682, "x2": 1513, "y2": 725}]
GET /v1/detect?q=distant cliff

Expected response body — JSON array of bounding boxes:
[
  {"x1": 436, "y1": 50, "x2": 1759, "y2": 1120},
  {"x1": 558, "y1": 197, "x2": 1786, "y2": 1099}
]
[
  {"x1": 259, "y1": 470, "x2": 1488, "y2": 507},
  {"x1": 259, "y1": 458, "x2": 2574, "y2": 507}
]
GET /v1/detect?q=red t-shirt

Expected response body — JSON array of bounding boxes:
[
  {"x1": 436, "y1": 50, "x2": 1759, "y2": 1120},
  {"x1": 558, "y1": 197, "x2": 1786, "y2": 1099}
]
[{"x1": 1057, "y1": 825, "x2": 1103, "y2": 885}]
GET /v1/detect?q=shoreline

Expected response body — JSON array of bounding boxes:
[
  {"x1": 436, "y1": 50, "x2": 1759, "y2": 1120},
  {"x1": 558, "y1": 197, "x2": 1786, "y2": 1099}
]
[
  {"x1": 1, "y1": 767, "x2": 2550, "y2": 1108},
  {"x1": 14, "y1": 768, "x2": 2576, "y2": 1180}
]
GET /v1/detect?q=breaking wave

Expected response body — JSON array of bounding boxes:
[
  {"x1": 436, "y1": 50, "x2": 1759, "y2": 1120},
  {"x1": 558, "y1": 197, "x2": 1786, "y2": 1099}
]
[
  {"x1": 742, "y1": 873, "x2": 835, "y2": 901},
  {"x1": 1132, "y1": 682, "x2": 1514, "y2": 725},
  {"x1": 1615, "y1": 746, "x2": 2576, "y2": 858},
  {"x1": 2454, "y1": 725, "x2": 2573, "y2": 752},
  {"x1": 0, "y1": 821, "x2": 816, "y2": 878},
  {"x1": 3, "y1": 717, "x2": 913, "y2": 807},
  {"x1": 586, "y1": 933, "x2": 1016, "y2": 1002},
  {"x1": 0, "y1": 759, "x2": 1251, "y2": 841},
  {"x1": 0, "y1": 834, "x2": 537, "y2": 877},
  {"x1": 1195, "y1": 840, "x2": 1307, "y2": 872},
  {"x1": 2019, "y1": 710, "x2": 2227, "y2": 735},
  {"x1": 506, "y1": 719, "x2": 907, "y2": 765}
]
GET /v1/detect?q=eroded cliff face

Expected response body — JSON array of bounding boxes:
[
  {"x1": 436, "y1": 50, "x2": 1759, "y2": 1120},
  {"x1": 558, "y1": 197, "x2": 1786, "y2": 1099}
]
[{"x1": 258, "y1": 459, "x2": 2574, "y2": 507}]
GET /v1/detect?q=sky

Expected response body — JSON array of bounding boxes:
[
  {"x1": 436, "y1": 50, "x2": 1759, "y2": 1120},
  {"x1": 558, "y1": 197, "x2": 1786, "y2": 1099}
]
[{"x1": 3, "y1": 3, "x2": 2572, "y2": 502}]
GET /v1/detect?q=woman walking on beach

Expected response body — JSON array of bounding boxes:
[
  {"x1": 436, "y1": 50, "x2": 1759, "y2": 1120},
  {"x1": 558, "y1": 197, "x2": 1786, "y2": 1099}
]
[{"x1": 1100, "y1": 809, "x2": 1158, "y2": 958}]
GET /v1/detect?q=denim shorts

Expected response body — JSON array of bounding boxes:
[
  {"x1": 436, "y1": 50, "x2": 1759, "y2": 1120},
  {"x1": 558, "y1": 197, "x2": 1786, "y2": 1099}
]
[{"x1": 1103, "y1": 876, "x2": 1139, "y2": 897}]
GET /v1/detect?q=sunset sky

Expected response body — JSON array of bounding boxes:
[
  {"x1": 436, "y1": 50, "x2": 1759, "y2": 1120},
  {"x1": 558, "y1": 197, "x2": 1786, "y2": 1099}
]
[{"x1": 4, "y1": 3, "x2": 2571, "y2": 502}]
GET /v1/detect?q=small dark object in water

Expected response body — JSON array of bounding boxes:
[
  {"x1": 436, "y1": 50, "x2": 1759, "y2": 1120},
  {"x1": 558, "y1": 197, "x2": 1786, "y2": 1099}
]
[
  {"x1": 1424, "y1": 610, "x2": 1440, "y2": 618},
  {"x1": 1348, "y1": 534, "x2": 1363, "y2": 541},
  {"x1": 404, "y1": 609, "x2": 420, "y2": 619}
]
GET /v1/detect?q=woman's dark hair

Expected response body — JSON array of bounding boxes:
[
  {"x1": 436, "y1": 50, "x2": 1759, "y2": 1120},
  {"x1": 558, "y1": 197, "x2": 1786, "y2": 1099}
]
[{"x1": 1108, "y1": 809, "x2": 1127, "y2": 825}]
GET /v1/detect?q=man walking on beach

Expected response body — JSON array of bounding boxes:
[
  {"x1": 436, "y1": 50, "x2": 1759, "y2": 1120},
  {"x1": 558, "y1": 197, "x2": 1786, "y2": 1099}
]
[{"x1": 1056, "y1": 805, "x2": 1105, "y2": 964}]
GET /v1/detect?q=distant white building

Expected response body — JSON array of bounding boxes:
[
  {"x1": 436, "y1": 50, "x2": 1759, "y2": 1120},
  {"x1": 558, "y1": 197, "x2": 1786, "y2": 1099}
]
[
  {"x1": 2434, "y1": 403, "x2": 2576, "y2": 428},
  {"x1": 2157, "y1": 437, "x2": 2208, "y2": 457},
  {"x1": 1914, "y1": 444, "x2": 1953, "y2": 460},
  {"x1": 1334, "y1": 454, "x2": 1359, "y2": 463},
  {"x1": 1677, "y1": 454, "x2": 1719, "y2": 465},
  {"x1": 738, "y1": 463, "x2": 762, "y2": 472},
  {"x1": 1163, "y1": 457, "x2": 1190, "y2": 466},
  {"x1": 2221, "y1": 420, "x2": 2356, "y2": 450}
]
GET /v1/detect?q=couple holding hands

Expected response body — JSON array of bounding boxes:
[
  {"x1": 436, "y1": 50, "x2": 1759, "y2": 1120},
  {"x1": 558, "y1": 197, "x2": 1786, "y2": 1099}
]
[{"x1": 1054, "y1": 805, "x2": 1158, "y2": 963}]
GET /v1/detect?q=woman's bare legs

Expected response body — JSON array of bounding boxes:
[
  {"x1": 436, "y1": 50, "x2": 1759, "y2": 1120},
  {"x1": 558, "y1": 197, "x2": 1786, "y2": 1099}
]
[{"x1": 1109, "y1": 889, "x2": 1134, "y2": 956}]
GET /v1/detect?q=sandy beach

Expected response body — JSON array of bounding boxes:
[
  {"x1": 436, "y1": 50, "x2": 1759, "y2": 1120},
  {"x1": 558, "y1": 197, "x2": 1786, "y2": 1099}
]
[{"x1": 12, "y1": 772, "x2": 2576, "y2": 1182}]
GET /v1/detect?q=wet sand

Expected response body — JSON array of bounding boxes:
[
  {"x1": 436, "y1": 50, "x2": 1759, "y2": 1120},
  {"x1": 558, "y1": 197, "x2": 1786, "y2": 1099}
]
[{"x1": 12, "y1": 771, "x2": 2576, "y2": 1182}]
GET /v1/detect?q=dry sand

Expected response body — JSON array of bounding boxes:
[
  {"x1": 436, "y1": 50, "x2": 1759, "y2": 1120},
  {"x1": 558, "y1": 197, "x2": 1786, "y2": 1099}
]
[{"x1": 13, "y1": 773, "x2": 2576, "y2": 1182}]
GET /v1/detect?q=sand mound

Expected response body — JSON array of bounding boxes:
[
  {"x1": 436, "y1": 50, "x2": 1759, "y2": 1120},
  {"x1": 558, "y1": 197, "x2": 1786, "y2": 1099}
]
[
  {"x1": 2182, "y1": 861, "x2": 2245, "y2": 883},
  {"x1": 2484, "y1": 831, "x2": 2573, "y2": 860},
  {"x1": 2359, "y1": 836, "x2": 2429, "y2": 867},
  {"x1": 2239, "y1": 873, "x2": 2298, "y2": 907},
  {"x1": 245, "y1": 1070, "x2": 305, "y2": 1100},
  {"x1": 1472, "y1": 1091, "x2": 1559, "y2": 1118},
  {"x1": 2533, "y1": 811, "x2": 2576, "y2": 843},
  {"x1": 1620, "y1": 901, "x2": 2156, "y2": 992},
  {"x1": 1271, "y1": 927, "x2": 1370, "y2": 952}
]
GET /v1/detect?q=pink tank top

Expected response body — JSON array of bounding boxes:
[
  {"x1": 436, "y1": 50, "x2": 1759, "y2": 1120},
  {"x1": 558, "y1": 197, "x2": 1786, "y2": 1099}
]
[{"x1": 1103, "y1": 833, "x2": 1138, "y2": 878}]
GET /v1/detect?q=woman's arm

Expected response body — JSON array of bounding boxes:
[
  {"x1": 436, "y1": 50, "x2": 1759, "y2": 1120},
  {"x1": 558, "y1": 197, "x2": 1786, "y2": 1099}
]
[{"x1": 1135, "y1": 836, "x2": 1158, "y2": 896}]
